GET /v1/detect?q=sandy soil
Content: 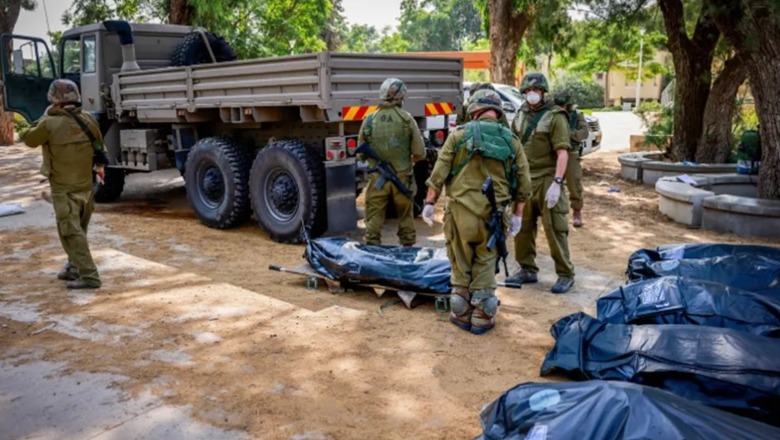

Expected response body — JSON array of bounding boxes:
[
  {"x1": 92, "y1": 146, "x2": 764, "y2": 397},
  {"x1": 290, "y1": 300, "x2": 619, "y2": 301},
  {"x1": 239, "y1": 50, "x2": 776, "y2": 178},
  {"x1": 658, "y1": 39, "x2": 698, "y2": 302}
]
[{"x1": 1, "y1": 144, "x2": 777, "y2": 439}]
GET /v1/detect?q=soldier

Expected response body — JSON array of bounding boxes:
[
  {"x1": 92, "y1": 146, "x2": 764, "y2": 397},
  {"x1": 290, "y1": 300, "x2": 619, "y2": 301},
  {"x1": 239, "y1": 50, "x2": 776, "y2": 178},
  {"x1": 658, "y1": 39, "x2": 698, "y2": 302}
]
[
  {"x1": 554, "y1": 90, "x2": 589, "y2": 227},
  {"x1": 456, "y1": 82, "x2": 510, "y2": 127},
  {"x1": 423, "y1": 90, "x2": 531, "y2": 334},
  {"x1": 357, "y1": 77, "x2": 425, "y2": 246},
  {"x1": 506, "y1": 72, "x2": 576, "y2": 294},
  {"x1": 22, "y1": 79, "x2": 109, "y2": 289}
]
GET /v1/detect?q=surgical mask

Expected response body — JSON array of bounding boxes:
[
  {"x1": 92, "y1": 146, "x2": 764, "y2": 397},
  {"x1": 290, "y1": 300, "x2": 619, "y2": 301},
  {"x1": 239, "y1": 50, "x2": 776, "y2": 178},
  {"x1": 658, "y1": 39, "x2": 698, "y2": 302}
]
[{"x1": 526, "y1": 91, "x2": 542, "y2": 105}]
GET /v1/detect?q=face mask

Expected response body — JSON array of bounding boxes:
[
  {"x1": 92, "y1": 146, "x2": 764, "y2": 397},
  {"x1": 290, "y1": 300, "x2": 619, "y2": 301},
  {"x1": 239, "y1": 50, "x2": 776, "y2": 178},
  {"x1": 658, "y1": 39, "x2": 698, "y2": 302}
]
[{"x1": 526, "y1": 91, "x2": 542, "y2": 105}]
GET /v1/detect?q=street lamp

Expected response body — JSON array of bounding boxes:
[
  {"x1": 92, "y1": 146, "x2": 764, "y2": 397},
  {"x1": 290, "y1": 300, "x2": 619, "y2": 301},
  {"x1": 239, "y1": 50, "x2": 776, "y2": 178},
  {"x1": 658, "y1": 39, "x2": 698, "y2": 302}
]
[{"x1": 635, "y1": 28, "x2": 646, "y2": 108}]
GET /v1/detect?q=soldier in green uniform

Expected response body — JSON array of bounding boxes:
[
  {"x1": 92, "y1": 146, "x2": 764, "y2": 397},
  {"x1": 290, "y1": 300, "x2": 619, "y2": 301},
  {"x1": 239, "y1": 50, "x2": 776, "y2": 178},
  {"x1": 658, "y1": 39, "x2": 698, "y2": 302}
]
[
  {"x1": 506, "y1": 73, "x2": 575, "y2": 294},
  {"x1": 423, "y1": 90, "x2": 531, "y2": 334},
  {"x1": 357, "y1": 77, "x2": 425, "y2": 246},
  {"x1": 456, "y1": 82, "x2": 510, "y2": 127},
  {"x1": 23, "y1": 79, "x2": 108, "y2": 289},
  {"x1": 554, "y1": 90, "x2": 589, "y2": 228}
]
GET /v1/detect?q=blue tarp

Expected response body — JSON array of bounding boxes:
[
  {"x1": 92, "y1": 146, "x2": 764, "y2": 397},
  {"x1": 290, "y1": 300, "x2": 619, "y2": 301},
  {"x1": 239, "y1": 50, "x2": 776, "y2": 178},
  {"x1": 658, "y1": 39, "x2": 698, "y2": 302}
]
[
  {"x1": 477, "y1": 381, "x2": 780, "y2": 440},
  {"x1": 304, "y1": 237, "x2": 451, "y2": 295},
  {"x1": 540, "y1": 312, "x2": 780, "y2": 425},
  {"x1": 597, "y1": 276, "x2": 780, "y2": 337}
]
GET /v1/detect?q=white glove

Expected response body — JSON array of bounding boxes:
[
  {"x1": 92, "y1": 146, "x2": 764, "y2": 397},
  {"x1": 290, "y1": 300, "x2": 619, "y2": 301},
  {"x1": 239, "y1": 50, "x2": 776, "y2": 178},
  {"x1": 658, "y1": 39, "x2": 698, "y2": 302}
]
[
  {"x1": 509, "y1": 215, "x2": 522, "y2": 237},
  {"x1": 422, "y1": 203, "x2": 435, "y2": 226},
  {"x1": 546, "y1": 181, "x2": 562, "y2": 209}
]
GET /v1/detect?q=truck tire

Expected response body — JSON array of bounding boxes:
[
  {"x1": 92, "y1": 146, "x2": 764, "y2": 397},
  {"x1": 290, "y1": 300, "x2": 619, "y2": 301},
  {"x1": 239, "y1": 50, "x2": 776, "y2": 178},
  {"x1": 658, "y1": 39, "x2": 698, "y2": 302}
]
[
  {"x1": 170, "y1": 31, "x2": 237, "y2": 66},
  {"x1": 93, "y1": 167, "x2": 125, "y2": 203},
  {"x1": 184, "y1": 137, "x2": 251, "y2": 229},
  {"x1": 250, "y1": 140, "x2": 326, "y2": 243}
]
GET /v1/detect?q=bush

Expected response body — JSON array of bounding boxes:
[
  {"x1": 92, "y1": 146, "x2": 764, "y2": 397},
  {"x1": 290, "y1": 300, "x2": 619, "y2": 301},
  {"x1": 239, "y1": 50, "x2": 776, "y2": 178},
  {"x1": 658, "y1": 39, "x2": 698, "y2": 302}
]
[
  {"x1": 643, "y1": 105, "x2": 674, "y2": 153},
  {"x1": 634, "y1": 100, "x2": 663, "y2": 128},
  {"x1": 13, "y1": 113, "x2": 29, "y2": 138},
  {"x1": 550, "y1": 74, "x2": 605, "y2": 109}
]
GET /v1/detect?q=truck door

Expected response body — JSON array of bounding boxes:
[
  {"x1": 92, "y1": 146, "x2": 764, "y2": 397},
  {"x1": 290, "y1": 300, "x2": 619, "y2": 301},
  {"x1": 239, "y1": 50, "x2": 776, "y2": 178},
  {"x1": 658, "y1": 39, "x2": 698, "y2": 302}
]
[{"x1": 0, "y1": 35, "x2": 55, "y2": 123}]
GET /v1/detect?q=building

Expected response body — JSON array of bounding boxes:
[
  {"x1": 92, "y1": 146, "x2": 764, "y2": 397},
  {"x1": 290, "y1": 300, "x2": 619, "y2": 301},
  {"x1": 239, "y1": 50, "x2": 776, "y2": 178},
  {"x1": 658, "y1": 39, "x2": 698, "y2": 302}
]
[{"x1": 594, "y1": 51, "x2": 670, "y2": 107}]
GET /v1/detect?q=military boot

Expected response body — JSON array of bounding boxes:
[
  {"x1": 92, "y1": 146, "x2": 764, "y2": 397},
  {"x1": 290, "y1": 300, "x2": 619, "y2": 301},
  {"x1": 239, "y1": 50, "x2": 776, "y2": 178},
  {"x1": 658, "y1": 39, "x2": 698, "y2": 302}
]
[
  {"x1": 573, "y1": 209, "x2": 583, "y2": 228},
  {"x1": 66, "y1": 279, "x2": 101, "y2": 290},
  {"x1": 57, "y1": 262, "x2": 79, "y2": 281},
  {"x1": 449, "y1": 286, "x2": 473, "y2": 332},
  {"x1": 551, "y1": 277, "x2": 575, "y2": 294},
  {"x1": 505, "y1": 267, "x2": 538, "y2": 285},
  {"x1": 470, "y1": 290, "x2": 500, "y2": 335}
]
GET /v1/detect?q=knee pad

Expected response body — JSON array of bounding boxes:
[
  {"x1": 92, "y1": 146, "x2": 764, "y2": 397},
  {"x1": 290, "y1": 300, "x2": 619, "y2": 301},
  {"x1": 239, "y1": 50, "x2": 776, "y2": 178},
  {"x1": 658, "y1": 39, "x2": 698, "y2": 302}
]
[
  {"x1": 450, "y1": 293, "x2": 471, "y2": 316},
  {"x1": 471, "y1": 290, "x2": 499, "y2": 318}
]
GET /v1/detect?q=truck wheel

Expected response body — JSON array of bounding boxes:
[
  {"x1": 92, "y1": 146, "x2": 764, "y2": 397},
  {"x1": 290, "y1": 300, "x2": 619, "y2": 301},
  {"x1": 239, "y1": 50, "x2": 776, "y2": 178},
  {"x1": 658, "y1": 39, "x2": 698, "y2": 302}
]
[
  {"x1": 250, "y1": 140, "x2": 326, "y2": 243},
  {"x1": 184, "y1": 137, "x2": 251, "y2": 229},
  {"x1": 93, "y1": 167, "x2": 125, "y2": 203},
  {"x1": 170, "y1": 31, "x2": 237, "y2": 66}
]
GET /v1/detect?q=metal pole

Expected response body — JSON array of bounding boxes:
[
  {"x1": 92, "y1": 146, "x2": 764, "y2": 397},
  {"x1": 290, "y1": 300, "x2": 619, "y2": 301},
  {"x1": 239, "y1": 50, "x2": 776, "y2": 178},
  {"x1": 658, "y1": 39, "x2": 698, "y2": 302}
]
[
  {"x1": 635, "y1": 29, "x2": 645, "y2": 108},
  {"x1": 42, "y1": 0, "x2": 53, "y2": 36}
]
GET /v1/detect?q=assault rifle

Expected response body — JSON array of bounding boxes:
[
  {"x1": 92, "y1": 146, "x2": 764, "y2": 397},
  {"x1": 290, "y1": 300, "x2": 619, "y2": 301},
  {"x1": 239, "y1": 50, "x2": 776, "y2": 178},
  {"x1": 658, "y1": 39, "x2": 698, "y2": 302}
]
[
  {"x1": 482, "y1": 176, "x2": 510, "y2": 277},
  {"x1": 356, "y1": 142, "x2": 412, "y2": 199}
]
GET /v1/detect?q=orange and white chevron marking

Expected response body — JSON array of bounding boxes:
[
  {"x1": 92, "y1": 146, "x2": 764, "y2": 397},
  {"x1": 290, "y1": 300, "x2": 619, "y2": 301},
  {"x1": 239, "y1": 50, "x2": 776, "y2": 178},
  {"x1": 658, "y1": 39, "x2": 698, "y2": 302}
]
[{"x1": 424, "y1": 102, "x2": 454, "y2": 116}]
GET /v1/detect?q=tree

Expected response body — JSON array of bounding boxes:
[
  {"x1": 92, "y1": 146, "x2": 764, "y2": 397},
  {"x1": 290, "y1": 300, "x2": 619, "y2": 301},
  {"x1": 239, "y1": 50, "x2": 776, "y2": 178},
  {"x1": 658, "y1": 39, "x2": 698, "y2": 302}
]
[
  {"x1": 399, "y1": 0, "x2": 483, "y2": 52},
  {"x1": 695, "y1": 50, "x2": 748, "y2": 163},
  {"x1": 168, "y1": 0, "x2": 195, "y2": 25},
  {"x1": 657, "y1": 0, "x2": 720, "y2": 162},
  {"x1": 321, "y1": 0, "x2": 345, "y2": 51},
  {"x1": 0, "y1": 0, "x2": 36, "y2": 145},
  {"x1": 482, "y1": 0, "x2": 534, "y2": 85},
  {"x1": 707, "y1": 0, "x2": 780, "y2": 199},
  {"x1": 62, "y1": 0, "x2": 165, "y2": 26}
]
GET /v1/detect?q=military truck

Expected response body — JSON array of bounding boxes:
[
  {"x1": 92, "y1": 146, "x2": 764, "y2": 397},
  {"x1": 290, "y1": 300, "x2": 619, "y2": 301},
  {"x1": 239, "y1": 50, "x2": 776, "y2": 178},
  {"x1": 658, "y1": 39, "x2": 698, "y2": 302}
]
[{"x1": 1, "y1": 21, "x2": 462, "y2": 243}]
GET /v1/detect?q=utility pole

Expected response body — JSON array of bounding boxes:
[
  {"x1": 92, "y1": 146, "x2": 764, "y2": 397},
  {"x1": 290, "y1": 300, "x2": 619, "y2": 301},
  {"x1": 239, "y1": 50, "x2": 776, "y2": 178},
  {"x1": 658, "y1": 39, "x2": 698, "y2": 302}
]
[{"x1": 635, "y1": 28, "x2": 645, "y2": 108}]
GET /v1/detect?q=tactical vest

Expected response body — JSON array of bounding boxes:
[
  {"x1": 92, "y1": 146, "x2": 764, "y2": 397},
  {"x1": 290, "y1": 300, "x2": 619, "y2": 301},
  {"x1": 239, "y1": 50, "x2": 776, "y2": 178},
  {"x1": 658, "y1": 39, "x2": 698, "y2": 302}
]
[
  {"x1": 515, "y1": 105, "x2": 567, "y2": 173},
  {"x1": 362, "y1": 106, "x2": 413, "y2": 173},
  {"x1": 450, "y1": 120, "x2": 519, "y2": 197}
]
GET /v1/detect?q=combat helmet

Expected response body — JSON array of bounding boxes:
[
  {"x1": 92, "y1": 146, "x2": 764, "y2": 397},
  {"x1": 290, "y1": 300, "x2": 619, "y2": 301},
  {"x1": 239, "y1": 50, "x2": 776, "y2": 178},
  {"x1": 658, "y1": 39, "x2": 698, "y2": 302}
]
[
  {"x1": 519, "y1": 72, "x2": 549, "y2": 93},
  {"x1": 379, "y1": 77, "x2": 407, "y2": 102},
  {"x1": 467, "y1": 89, "x2": 504, "y2": 116},
  {"x1": 554, "y1": 90, "x2": 573, "y2": 106},
  {"x1": 47, "y1": 79, "x2": 82, "y2": 105}
]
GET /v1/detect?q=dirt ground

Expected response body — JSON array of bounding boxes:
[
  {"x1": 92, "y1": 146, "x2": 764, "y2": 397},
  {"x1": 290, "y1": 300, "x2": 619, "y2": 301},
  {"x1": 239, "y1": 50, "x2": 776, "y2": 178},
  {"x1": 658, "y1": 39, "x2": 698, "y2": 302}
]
[{"x1": 1, "y1": 144, "x2": 778, "y2": 439}]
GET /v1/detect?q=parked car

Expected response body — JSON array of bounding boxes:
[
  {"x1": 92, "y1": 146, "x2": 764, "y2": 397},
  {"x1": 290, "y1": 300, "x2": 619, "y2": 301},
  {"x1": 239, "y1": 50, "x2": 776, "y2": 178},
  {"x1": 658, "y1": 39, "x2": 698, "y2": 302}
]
[{"x1": 463, "y1": 82, "x2": 602, "y2": 157}]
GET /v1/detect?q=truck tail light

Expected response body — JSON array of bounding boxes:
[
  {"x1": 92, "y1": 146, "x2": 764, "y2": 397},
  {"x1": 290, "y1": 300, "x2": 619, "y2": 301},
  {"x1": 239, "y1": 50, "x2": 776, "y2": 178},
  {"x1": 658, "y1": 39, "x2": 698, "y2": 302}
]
[
  {"x1": 325, "y1": 137, "x2": 346, "y2": 162},
  {"x1": 346, "y1": 137, "x2": 358, "y2": 156}
]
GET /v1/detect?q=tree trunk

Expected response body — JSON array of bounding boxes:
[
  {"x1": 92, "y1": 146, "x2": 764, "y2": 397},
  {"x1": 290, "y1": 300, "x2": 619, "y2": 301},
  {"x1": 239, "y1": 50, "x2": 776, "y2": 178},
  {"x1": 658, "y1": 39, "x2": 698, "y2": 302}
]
[
  {"x1": 709, "y1": 0, "x2": 780, "y2": 199},
  {"x1": 0, "y1": 0, "x2": 25, "y2": 145},
  {"x1": 169, "y1": 0, "x2": 195, "y2": 25},
  {"x1": 695, "y1": 54, "x2": 748, "y2": 163},
  {"x1": 659, "y1": 0, "x2": 720, "y2": 162},
  {"x1": 487, "y1": 0, "x2": 532, "y2": 85}
]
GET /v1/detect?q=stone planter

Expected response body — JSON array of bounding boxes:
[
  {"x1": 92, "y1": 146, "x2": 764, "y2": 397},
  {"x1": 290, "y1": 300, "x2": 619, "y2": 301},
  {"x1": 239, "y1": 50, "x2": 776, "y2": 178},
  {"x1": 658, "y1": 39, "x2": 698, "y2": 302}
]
[{"x1": 655, "y1": 173, "x2": 780, "y2": 238}]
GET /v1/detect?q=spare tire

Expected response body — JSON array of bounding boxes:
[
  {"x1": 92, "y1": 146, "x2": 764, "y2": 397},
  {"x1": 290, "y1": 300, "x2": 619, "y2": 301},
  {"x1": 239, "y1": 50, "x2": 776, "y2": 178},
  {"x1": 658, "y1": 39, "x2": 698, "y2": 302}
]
[
  {"x1": 249, "y1": 140, "x2": 326, "y2": 243},
  {"x1": 170, "y1": 31, "x2": 237, "y2": 66}
]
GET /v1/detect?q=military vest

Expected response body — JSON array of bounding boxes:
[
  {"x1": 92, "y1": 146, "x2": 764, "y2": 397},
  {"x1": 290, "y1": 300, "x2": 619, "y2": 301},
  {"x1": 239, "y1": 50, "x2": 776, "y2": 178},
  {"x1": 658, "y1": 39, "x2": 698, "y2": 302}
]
[
  {"x1": 363, "y1": 105, "x2": 414, "y2": 174},
  {"x1": 451, "y1": 119, "x2": 518, "y2": 196}
]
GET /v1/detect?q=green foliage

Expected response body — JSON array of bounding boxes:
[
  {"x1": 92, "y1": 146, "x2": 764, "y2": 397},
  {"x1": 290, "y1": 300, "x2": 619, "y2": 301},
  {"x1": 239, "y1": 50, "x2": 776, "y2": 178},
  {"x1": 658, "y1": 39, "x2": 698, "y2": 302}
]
[
  {"x1": 550, "y1": 74, "x2": 605, "y2": 109},
  {"x1": 13, "y1": 112, "x2": 29, "y2": 137},
  {"x1": 643, "y1": 104, "x2": 674, "y2": 152},
  {"x1": 399, "y1": 0, "x2": 483, "y2": 51},
  {"x1": 732, "y1": 104, "x2": 758, "y2": 146},
  {"x1": 62, "y1": 0, "x2": 165, "y2": 27},
  {"x1": 633, "y1": 99, "x2": 661, "y2": 122}
]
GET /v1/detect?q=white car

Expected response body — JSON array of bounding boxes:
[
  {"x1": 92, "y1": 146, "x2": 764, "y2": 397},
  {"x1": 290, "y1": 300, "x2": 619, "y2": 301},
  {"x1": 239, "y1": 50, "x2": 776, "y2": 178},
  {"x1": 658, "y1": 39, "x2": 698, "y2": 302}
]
[{"x1": 464, "y1": 82, "x2": 602, "y2": 157}]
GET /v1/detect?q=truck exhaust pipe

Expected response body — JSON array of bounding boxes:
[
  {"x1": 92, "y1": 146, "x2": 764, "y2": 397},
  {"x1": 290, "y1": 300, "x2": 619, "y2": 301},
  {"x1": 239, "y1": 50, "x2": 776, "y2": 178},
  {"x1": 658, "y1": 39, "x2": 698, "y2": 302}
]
[{"x1": 103, "y1": 20, "x2": 140, "y2": 72}]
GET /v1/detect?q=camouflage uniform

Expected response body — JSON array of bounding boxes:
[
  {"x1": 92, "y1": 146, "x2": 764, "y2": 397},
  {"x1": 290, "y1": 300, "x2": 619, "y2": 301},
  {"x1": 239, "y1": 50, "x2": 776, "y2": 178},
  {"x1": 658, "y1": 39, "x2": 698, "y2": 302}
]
[
  {"x1": 509, "y1": 74, "x2": 575, "y2": 291},
  {"x1": 554, "y1": 91, "x2": 589, "y2": 218},
  {"x1": 22, "y1": 79, "x2": 108, "y2": 289},
  {"x1": 427, "y1": 90, "x2": 531, "y2": 334},
  {"x1": 357, "y1": 78, "x2": 425, "y2": 246}
]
